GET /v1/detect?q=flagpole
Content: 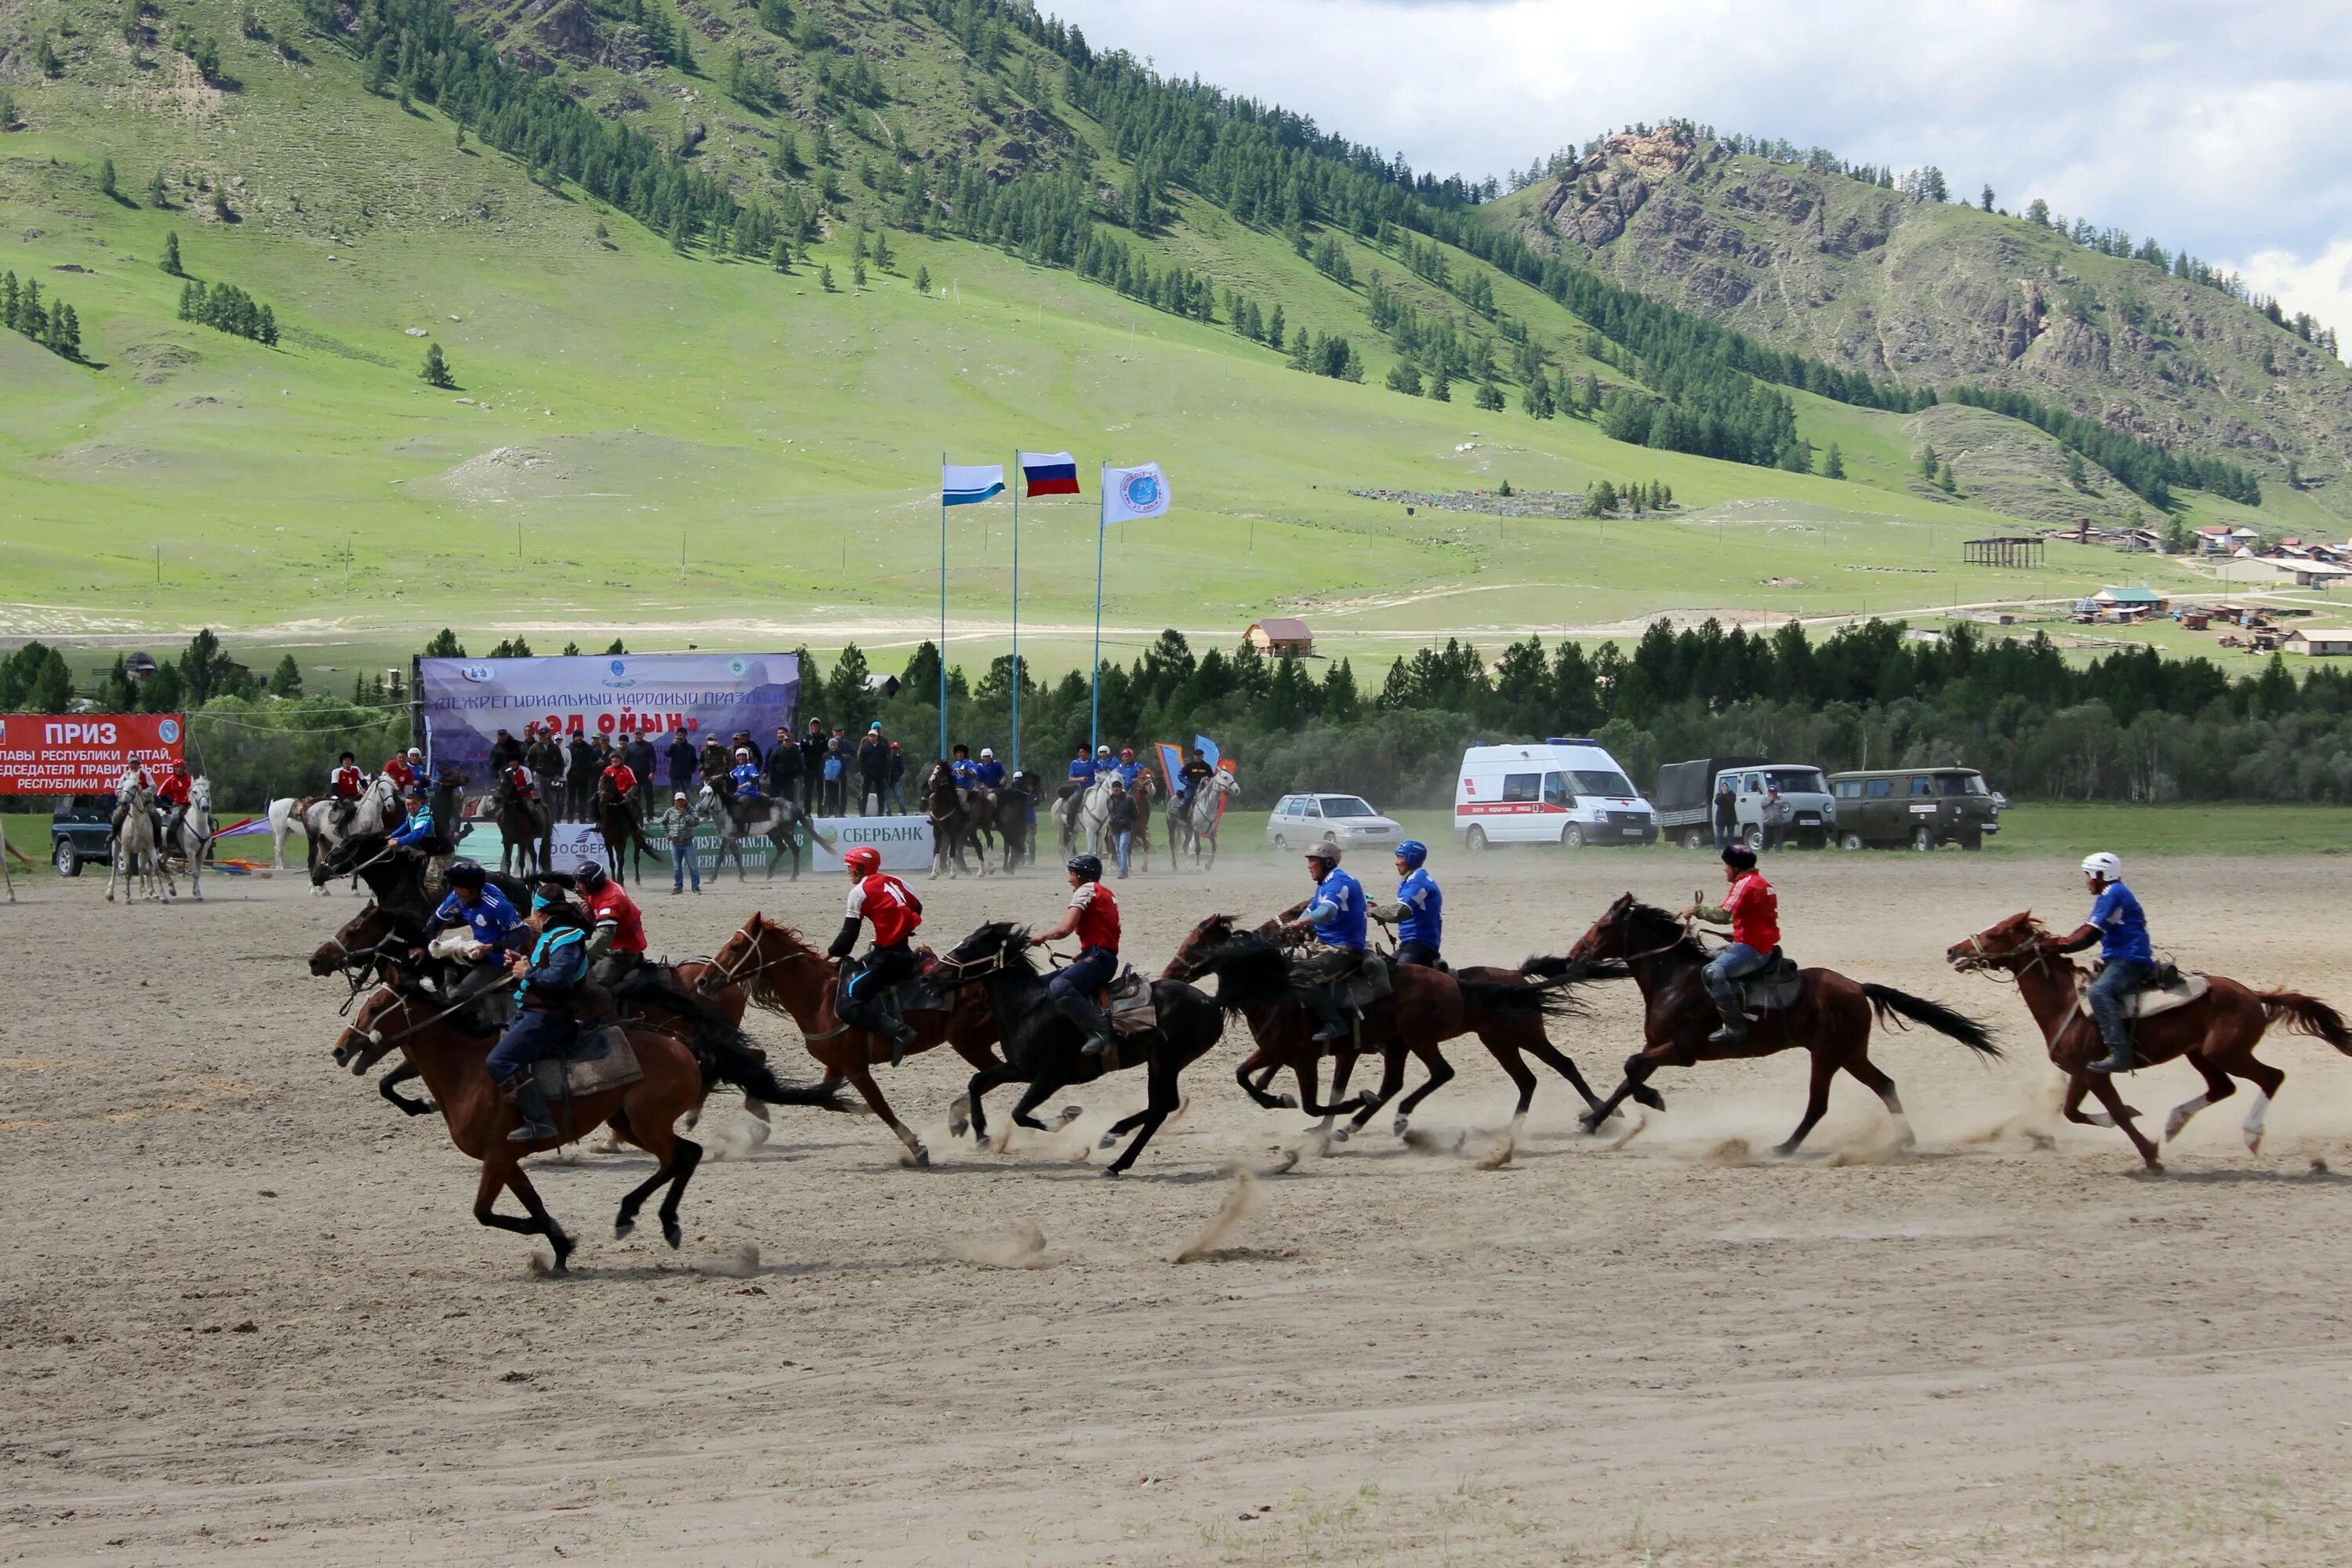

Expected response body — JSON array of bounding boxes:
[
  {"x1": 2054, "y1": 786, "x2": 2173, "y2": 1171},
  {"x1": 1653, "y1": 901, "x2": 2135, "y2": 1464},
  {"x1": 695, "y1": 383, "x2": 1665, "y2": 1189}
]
[
  {"x1": 939, "y1": 450, "x2": 949, "y2": 769},
  {"x1": 1011, "y1": 449, "x2": 1021, "y2": 775},
  {"x1": 1090, "y1": 461, "x2": 1105, "y2": 755}
]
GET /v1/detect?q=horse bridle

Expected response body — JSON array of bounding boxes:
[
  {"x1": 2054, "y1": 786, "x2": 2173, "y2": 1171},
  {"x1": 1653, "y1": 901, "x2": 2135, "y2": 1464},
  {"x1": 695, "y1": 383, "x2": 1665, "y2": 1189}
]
[{"x1": 1955, "y1": 928, "x2": 2056, "y2": 983}]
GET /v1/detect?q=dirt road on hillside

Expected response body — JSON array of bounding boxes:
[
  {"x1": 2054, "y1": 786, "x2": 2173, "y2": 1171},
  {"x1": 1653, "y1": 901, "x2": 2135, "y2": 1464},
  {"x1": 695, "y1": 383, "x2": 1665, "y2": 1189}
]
[{"x1": 4, "y1": 850, "x2": 2350, "y2": 1566}]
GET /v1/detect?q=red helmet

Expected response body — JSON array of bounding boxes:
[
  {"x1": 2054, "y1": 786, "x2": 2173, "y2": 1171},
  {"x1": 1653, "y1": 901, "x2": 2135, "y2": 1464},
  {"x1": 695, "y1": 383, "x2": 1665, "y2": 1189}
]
[
  {"x1": 1120, "y1": 748, "x2": 1134, "y2": 759},
  {"x1": 844, "y1": 846, "x2": 881, "y2": 876},
  {"x1": 172, "y1": 760, "x2": 190, "y2": 774}
]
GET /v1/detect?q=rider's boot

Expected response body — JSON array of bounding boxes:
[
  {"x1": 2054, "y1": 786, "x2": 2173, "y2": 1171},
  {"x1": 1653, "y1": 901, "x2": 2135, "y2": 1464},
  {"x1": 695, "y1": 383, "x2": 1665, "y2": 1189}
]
[
  {"x1": 500, "y1": 1070, "x2": 561, "y2": 1144},
  {"x1": 2089, "y1": 1029, "x2": 2136, "y2": 1075},
  {"x1": 885, "y1": 1017, "x2": 919, "y2": 1069},
  {"x1": 1706, "y1": 995, "x2": 1749, "y2": 1047},
  {"x1": 1308, "y1": 993, "x2": 1353, "y2": 1043},
  {"x1": 1058, "y1": 992, "x2": 1116, "y2": 1058}
]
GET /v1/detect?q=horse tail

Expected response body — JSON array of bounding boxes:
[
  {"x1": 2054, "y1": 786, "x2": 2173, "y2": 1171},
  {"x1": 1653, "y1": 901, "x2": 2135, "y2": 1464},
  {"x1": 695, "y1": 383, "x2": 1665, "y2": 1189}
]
[
  {"x1": 2259, "y1": 990, "x2": 2352, "y2": 1054},
  {"x1": 1860, "y1": 983, "x2": 2002, "y2": 1057},
  {"x1": 691, "y1": 1018, "x2": 851, "y2": 1109},
  {"x1": 1518, "y1": 953, "x2": 1633, "y2": 985},
  {"x1": 1455, "y1": 973, "x2": 1561, "y2": 1017}
]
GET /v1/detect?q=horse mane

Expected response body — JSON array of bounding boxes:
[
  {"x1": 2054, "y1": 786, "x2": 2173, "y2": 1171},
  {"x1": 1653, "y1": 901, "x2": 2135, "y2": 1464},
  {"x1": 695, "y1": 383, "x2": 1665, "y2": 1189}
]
[
  {"x1": 1624, "y1": 902, "x2": 1710, "y2": 964},
  {"x1": 1192, "y1": 932, "x2": 1291, "y2": 1012}
]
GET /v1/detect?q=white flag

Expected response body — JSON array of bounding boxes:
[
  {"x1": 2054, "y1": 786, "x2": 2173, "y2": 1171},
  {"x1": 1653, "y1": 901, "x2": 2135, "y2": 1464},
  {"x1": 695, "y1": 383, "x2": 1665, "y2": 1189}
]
[{"x1": 1101, "y1": 462, "x2": 1172, "y2": 524}]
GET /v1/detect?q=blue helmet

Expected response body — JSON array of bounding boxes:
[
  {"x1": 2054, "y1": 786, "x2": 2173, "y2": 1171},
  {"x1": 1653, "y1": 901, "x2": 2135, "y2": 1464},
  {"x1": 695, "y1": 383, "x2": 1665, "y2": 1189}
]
[{"x1": 1393, "y1": 839, "x2": 1428, "y2": 869}]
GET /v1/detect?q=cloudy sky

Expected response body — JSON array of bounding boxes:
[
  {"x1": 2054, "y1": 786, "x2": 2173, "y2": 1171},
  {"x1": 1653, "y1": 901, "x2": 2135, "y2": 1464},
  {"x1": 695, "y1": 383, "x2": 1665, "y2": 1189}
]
[{"x1": 1047, "y1": 0, "x2": 2352, "y2": 347}]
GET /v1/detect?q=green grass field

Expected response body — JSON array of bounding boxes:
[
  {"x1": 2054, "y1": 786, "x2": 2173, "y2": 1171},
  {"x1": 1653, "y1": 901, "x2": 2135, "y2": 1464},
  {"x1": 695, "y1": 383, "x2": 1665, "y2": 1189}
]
[{"x1": 0, "y1": 1, "x2": 2276, "y2": 687}]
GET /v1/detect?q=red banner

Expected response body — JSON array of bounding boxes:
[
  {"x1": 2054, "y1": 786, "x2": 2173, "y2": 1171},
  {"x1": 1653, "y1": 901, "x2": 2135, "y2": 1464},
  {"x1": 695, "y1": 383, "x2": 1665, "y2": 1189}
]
[{"x1": 0, "y1": 713, "x2": 186, "y2": 796}]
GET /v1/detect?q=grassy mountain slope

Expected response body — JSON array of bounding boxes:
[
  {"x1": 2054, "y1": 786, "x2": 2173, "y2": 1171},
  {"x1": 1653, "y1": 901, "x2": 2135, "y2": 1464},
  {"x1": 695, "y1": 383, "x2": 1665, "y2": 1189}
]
[
  {"x1": 1487, "y1": 126, "x2": 2352, "y2": 521},
  {"x1": 0, "y1": 0, "x2": 2246, "y2": 677}
]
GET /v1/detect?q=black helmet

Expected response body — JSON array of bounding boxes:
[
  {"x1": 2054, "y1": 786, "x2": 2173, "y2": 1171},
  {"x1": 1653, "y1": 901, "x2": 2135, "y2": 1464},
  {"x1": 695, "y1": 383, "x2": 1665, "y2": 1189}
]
[
  {"x1": 1066, "y1": 853, "x2": 1103, "y2": 882},
  {"x1": 1722, "y1": 844, "x2": 1759, "y2": 871},
  {"x1": 574, "y1": 859, "x2": 608, "y2": 891},
  {"x1": 445, "y1": 858, "x2": 486, "y2": 889}
]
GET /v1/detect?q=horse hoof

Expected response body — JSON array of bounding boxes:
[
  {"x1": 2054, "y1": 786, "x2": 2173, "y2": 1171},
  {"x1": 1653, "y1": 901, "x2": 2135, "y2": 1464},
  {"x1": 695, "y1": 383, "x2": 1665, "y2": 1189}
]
[
  {"x1": 1097, "y1": 1131, "x2": 1119, "y2": 1150},
  {"x1": 1270, "y1": 1094, "x2": 1298, "y2": 1109},
  {"x1": 1099, "y1": 1164, "x2": 1123, "y2": 1179},
  {"x1": 1392, "y1": 1116, "x2": 1410, "y2": 1138},
  {"x1": 1331, "y1": 1127, "x2": 1353, "y2": 1144},
  {"x1": 1632, "y1": 1085, "x2": 1667, "y2": 1111},
  {"x1": 662, "y1": 1220, "x2": 683, "y2": 1250},
  {"x1": 615, "y1": 1218, "x2": 636, "y2": 1241}
]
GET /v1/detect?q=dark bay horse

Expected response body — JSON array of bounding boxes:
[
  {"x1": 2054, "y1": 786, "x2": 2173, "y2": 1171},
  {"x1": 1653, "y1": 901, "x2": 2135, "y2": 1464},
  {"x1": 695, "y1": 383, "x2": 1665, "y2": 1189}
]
[
  {"x1": 594, "y1": 774, "x2": 659, "y2": 884},
  {"x1": 332, "y1": 961, "x2": 706, "y2": 1271},
  {"x1": 1948, "y1": 911, "x2": 2352, "y2": 1170},
  {"x1": 1167, "y1": 915, "x2": 1599, "y2": 1142},
  {"x1": 1569, "y1": 894, "x2": 1998, "y2": 1154},
  {"x1": 989, "y1": 771, "x2": 1044, "y2": 873},
  {"x1": 700, "y1": 913, "x2": 1005, "y2": 1165},
  {"x1": 923, "y1": 762, "x2": 985, "y2": 878},
  {"x1": 490, "y1": 772, "x2": 550, "y2": 878},
  {"x1": 941, "y1": 922, "x2": 1236, "y2": 1174}
]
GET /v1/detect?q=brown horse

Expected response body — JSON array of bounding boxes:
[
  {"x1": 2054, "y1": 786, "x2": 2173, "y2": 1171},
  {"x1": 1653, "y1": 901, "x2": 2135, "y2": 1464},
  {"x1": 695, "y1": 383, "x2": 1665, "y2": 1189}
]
[
  {"x1": 700, "y1": 913, "x2": 1006, "y2": 1165},
  {"x1": 923, "y1": 762, "x2": 985, "y2": 878},
  {"x1": 1165, "y1": 915, "x2": 1599, "y2": 1142},
  {"x1": 1948, "y1": 910, "x2": 2352, "y2": 1170},
  {"x1": 1568, "y1": 894, "x2": 1999, "y2": 1154},
  {"x1": 594, "y1": 774, "x2": 659, "y2": 885},
  {"x1": 333, "y1": 964, "x2": 706, "y2": 1271}
]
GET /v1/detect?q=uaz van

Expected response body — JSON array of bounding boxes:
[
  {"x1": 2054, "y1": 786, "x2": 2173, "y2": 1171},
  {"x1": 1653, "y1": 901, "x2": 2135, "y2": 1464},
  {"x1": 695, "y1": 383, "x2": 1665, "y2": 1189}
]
[
  {"x1": 1454, "y1": 741, "x2": 1657, "y2": 849},
  {"x1": 1825, "y1": 767, "x2": 2000, "y2": 850}
]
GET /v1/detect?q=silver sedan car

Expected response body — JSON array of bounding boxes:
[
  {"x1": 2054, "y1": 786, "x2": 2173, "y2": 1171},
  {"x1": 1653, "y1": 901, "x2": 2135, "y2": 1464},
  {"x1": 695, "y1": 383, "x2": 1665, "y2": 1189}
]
[{"x1": 1265, "y1": 793, "x2": 1402, "y2": 851}]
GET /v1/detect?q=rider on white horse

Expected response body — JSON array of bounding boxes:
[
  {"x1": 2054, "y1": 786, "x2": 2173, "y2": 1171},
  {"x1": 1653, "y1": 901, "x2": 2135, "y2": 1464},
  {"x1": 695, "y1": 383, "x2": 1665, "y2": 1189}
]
[{"x1": 154, "y1": 760, "x2": 194, "y2": 851}]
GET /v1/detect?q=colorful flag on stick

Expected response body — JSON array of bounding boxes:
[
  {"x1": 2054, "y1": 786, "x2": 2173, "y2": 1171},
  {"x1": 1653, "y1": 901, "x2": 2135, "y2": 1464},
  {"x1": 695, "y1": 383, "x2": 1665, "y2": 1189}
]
[
  {"x1": 1018, "y1": 451, "x2": 1080, "y2": 497},
  {"x1": 1102, "y1": 462, "x2": 1172, "y2": 524},
  {"x1": 942, "y1": 463, "x2": 1006, "y2": 506}
]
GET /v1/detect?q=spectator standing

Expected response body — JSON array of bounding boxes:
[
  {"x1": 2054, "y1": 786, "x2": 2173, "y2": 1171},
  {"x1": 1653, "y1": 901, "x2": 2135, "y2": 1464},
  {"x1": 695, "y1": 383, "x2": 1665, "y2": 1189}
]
[
  {"x1": 857, "y1": 724, "x2": 890, "y2": 815},
  {"x1": 657, "y1": 790, "x2": 702, "y2": 895},
  {"x1": 567, "y1": 731, "x2": 597, "y2": 822},
  {"x1": 525, "y1": 725, "x2": 565, "y2": 822},
  {"x1": 1712, "y1": 779, "x2": 1739, "y2": 851},
  {"x1": 488, "y1": 728, "x2": 524, "y2": 777},
  {"x1": 1106, "y1": 778, "x2": 1138, "y2": 878},
  {"x1": 624, "y1": 731, "x2": 659, "y2": 819},
  {"x1": 821, "y1": 736, "x2": 847, "y2": 815},
  {"x1": 797, "y1": 717, "x2": 827, "y2": 789},
  {"x1": 666, "y1": 731, "x2": 699, "y2": 802},
  {"x1": 765, "y1": 728, "x2": 800, "y2": 807},
  {"x1": 886, "y1": 742, "x2": 907, "y2": 814},
  {"x1": 1761, "y1": 786, "x2": 1788, "y2": 852},
  {"x1": 698, "y1": 733, "x2": 731, "y2": 797}
]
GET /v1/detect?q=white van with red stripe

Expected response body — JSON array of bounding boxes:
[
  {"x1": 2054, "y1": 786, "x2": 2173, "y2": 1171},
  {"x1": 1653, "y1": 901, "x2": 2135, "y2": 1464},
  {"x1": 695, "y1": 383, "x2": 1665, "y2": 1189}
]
[{"x1": 1454, "y1": 740, "x2": 1658, "y2": 850}]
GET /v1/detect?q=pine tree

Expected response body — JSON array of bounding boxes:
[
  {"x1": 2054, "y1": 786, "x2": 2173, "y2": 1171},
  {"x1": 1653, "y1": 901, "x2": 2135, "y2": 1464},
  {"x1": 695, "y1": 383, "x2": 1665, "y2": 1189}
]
[
  {"x1": 269, "y1": 653, "x2": 303, "y2": 697},
  {"x1": 1384, "y1": 361, "x2": 1422, "y2": 396},
  {"x1": 914, "y1": 263, "x2": 931, "y2": 294},
  {"x1": 423, "y1": 629, "x2": 465, "y2": 659},
  {"x1": 770, "y1": 236, "x2": 793, "y2": 273},
  {"x1": 2065, "y1": 449, "x2": 2088, "y2": 489},
  {"x1": 38, "y1": 34, "x2": 62, "y2": 77},
  {"x1": 1475, "y1": 382, "x2": 1505, "y2": 412},
  {"x1": 147, "y1": 169, "x2": 169, "y2": 208},
  {"x1": 871, "y1": 230, "x2": 894, "y2": 272},
  {"x1": 212, "y1": 184, "x2": 232, "y2": 222},
  {"x1": 812, "y1": 123, "x2": 835, "y2": 165},
  {"x1": 1980, "y1": 183, "x2": 1994, "y2": 212},
  {"x1": 605, "y1": 637, "x2": 627, "y2": 655},
  {"x1": 851, "y1": 255, "x2": 867, "y2": 286},
  {"x1": 1266, "y1": 304, "x2": 1285, "y2": 352},
  {"x1": 100, "y1": 158, "x2": 118, "y2": 201},
  {"x1": 818, "y1": 263, "x2": 837, "y2": 292},
  {"x1": 162, "y1": 231, "x2": 183, "y2": 276},
  {"x1": 1936, "y1": 461, "x2": 1958, "y2": 494},
  {"x1": 420, "y1": 343, "x2": 454, "y2": 388},
  {"x1": 1918, "y1": 442, "x2": 1938, "y2": 477},
  {"x1": 1823, "y1": 442, "x2": 1846, "y2": 479}
]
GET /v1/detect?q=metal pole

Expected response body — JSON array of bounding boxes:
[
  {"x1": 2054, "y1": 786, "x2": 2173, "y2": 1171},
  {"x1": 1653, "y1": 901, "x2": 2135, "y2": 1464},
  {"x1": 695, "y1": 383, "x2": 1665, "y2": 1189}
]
[
  {"x1": 939, "y1": 451, "x2": 949, "y2": 767},
  {"x1": 1089, "y1": 462, "x2": 1105, "y2": 753},
  {"x1": 1011, "y1": 449, "x2": 1021, "y2": 773}
]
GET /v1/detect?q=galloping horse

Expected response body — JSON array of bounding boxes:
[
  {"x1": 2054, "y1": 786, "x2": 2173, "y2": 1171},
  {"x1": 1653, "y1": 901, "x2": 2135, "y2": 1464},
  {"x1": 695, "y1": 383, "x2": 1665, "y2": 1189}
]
[
  {"x1": 941, "y1": 922, "x2": 1237, "y2": 1174},
  {"x1": 1166, "y1": 769, "x2": 1240, "y2": 870},
  {"x1": 1567, "y1": 894, "x2": 1999, "y2": 1154},
  {"x1": 333, "y1": 959, "x2": 706, "y2": 1272},
  {"x1": 993, "y1": 770, "x2": 1044, "y2": 873},
  {"x1": 923, "y1": 761, "x2": 985, "y2": 879},
  {"x1": 1166, "y1": 916, "x2": 1596, "y2": 1142},
  {"x1": 700, "y1": 913, "x2": 1005, "y2": 1166},
  {"x1": 593, "y1": 773, "x2": 658, "y2": 885},
  {"x1": 1949, "y1": 911, "x2": 2352, "y2": 1170},
  {"x1": 107, "y1": 778, "x2": 174, "y2": 903}
]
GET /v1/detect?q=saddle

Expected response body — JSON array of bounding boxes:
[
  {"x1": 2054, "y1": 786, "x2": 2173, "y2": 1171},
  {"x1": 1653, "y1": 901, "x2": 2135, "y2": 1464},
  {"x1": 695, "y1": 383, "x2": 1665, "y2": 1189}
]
[
  {"x1": 843, "y1": 952, "x2": 946, "y2": 1027},
  {"x1": 1290, "y1": 947, "x2": 1392, "y2": 1011},
  {"x1": 1735, "y1": 950, "x2": 1804, "y2": 1017},
  {"x1": 530, "y1": 1023, "x2": 644, "y2": 1105},
  {"x1": 1098, "y1": 967, "x2": 1159, "y2": 1036},
  {"x1": 2079, "y1": 959, "x2": 2209, "y2": 1021}
]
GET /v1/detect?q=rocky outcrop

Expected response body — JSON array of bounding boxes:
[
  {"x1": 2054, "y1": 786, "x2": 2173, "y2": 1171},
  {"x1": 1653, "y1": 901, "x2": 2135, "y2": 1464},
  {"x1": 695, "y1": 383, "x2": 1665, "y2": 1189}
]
[
  {"x1": 530, "y1": 0, "x2": 598, "y2": 60},
  {"x1": 1498, "y1": 126, "x2": 2352, "y2": 496}
]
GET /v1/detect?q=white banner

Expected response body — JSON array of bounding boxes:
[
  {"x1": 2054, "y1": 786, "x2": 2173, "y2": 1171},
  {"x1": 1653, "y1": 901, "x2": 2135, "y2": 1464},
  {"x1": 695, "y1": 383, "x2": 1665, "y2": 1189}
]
[{"x1": 450, "y1": 815, "x2": 932, "y2": 875}]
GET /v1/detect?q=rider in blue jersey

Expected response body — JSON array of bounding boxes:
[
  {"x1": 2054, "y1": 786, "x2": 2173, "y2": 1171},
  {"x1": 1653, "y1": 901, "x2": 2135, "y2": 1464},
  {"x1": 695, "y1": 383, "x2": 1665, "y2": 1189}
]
[
  {"x1": 975, "y1": 747, "x2": 1007, "y2": 789},
  {"x1": 1283, "y1": 842, "x2": 1370, "y2": 1040},
  {"x1": 2053, "y1": 851, "x2": 2154, "y2": 1073},
  {"x1": 1372, "y1": 840, "x2": 1443, "y2": 967},
  {"x1": 1067, "y1": 746, "x2": 1097, "y2": 787}
]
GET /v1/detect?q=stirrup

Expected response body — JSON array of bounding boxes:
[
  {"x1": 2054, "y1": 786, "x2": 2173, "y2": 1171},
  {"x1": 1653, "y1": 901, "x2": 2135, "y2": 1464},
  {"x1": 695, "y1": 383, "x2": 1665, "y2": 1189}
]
[{"x1": 2089, "y1": 1040, "x2": 2136, "y2": 1074}]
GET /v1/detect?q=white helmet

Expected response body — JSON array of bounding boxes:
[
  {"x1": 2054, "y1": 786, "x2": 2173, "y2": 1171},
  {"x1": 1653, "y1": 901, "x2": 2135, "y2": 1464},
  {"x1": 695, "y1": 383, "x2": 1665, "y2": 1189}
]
[
  {"x1": 1096, "y1": 745, "x2": 1112, "y2": 757},
  {"x1": 2081, "y1": 851, "x2": 2122, "y2": 882},
  {"x1": 735, "y1": 747, "x2": 750, "y2": 760},
  {"x1": 979, "y1": 747, "x2": 994, "y2": 758}
]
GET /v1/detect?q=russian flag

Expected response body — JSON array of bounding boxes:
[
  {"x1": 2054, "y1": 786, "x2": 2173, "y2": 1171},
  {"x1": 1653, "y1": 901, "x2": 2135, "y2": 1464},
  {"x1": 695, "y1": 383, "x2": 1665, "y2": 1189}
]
[{"x1": 1019, "y1": 451, "x2": 1081, "y2": 498}]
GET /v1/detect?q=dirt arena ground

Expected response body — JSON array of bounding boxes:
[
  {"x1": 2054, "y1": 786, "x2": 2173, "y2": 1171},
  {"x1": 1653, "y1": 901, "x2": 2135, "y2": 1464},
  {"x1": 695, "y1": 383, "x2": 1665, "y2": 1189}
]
[{"x1": 5, "y1": 845, "x2": 2351, "y2": 1566}]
